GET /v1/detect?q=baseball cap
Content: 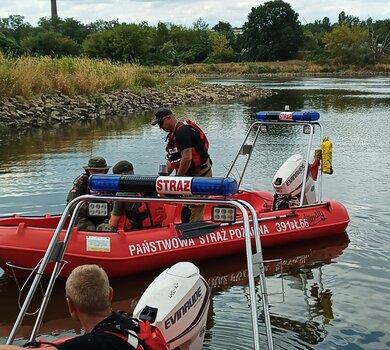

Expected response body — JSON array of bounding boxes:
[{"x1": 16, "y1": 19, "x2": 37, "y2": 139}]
[{"x1": 151, "y1": 107, "x2": 173, "y2": 125}]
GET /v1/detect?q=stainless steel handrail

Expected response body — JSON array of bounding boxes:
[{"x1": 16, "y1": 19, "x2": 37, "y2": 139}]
[{"x1": 6, "y1": 194, "x2": 273, "y2": 350}]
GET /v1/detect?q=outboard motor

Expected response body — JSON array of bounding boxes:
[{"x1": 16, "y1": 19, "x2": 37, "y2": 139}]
[
  {"x1": 133, "y1": 262, "x2": 210, "y2": 350},
  {"x1": 272, "y1": 154, "x2": 317, "y2": 210}
]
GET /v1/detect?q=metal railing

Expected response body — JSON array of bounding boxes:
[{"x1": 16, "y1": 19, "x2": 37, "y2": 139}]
[
  {"x1": 6, "y1": 194, "x2": 274, "y2": 350},
  {"x1": 225, "y1": 120, "x2": 324, "y2": 204}
]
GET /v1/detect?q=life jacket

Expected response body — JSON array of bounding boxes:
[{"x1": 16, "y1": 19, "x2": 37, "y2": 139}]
[
  {"x1": 103, "y1": 317, "x2": 167, "y2": 350},
  {"x1": 119, "y1": 201, "x2": 167, "y2": 231},
  {"x1": 23, "y1": 314, "x2": 167, "y2": 349},
  {"x1": 166, "y1": 120, "x2": 209, "y2": 171}
]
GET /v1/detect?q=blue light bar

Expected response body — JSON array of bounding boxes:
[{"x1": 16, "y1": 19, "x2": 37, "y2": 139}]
[
  {"x1": 191, "y1": 177, "x2": 237, "y2": 196},
  {"x1": 89, "y1": 175, "x2": 238, "y2": 196},
  {"x1": 88, "y1": 174, "x2": 121, "y2": 192},
  {"x1": 89, "y1": 175, "x2": 158, "y2": 193},
  {"x1": 256, "y1": 111, "x2": 320, "y2": 122}
]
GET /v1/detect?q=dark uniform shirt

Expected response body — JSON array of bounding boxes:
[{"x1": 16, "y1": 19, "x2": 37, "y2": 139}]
[
  {"x1": 173, "y1": 125, "x2": 209, "y2": 174},
  {"x1": 66, "y1": 174, "x2": 110, "y2": 229},
  {"x1": 66, "y1": 174, "x2": 89, "y2": 204},
  {"x1": 176, "y1": 126, "x2": 207, "y2": 160},
  {"x1": 56, "y1": 312, "x2": 137, "y2": 350},
  {"x1": 111, "y1": 192, "x2": 140, "y2": 216}
]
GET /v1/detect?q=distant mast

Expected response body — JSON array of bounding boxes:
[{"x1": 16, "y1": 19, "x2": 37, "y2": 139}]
[{"x1": 51, "y1": 0, "x2": 58, "y2": 19}]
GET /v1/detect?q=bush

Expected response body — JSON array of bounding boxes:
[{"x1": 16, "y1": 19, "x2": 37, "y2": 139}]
[
  {"x1": 0, "y1": 33, "x2": 21, "y2": 56},
  {"x1": 21, "y1": 31, "x2": 80, "y2": 57},
  {"x1": 245, "y1": 63, "x2": 278, "y2": 74},
  {"x1": 173, "y1": 75, "x2": 200, "y2": 87}
]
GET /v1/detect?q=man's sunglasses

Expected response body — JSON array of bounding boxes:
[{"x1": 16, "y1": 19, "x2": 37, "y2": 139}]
[{"x1": 158, "y1": 116, "x2": 169, "y2": 127}]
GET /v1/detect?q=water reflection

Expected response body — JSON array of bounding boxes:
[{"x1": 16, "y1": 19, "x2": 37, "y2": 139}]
[
  {"x1": 205, "y1": 76, "x2": 390, "y2": 113},
  {"x1": 205, "y1": 233, "x2": 349, "y2": 349},
  {"x1": 1, "y1": 76, "x2": 390, "y2": 349},
  {"x1": 0, "y1": 233, "x2": 349, "y2": 348}
]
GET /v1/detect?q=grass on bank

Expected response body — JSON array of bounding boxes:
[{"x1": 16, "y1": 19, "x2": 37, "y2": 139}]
[
  {"x1": 1, "y1": 54, "x2": 390, "y2": 102},
  {"x1": 0, "y1": 54, "x2": 169, "y2": 101}
]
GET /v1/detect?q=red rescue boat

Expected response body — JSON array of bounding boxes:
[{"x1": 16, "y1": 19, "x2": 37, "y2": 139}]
[
  {"x1": 0, "y1": 191, "x2": 349, "y2": 278},
  {"x1": 0, "y1": 110, "x2": 350, "y2": 278}
]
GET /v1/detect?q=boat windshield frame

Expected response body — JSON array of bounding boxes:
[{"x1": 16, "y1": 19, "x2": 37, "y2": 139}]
[{"x1": 225, "y1": 114, "x2": 324, "y2": 206}]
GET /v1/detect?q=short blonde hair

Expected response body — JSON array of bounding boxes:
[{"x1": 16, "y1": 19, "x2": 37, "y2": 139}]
[{"x1": 65, "y1": 264, "x2": 111, "y2": 315}]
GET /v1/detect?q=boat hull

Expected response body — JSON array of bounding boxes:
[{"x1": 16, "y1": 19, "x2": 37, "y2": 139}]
[{"x1": 0, "y1": 193, "x2": 349, "y2": 278}]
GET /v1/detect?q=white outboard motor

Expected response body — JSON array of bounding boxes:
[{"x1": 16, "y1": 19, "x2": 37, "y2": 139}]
[
  {"x1": 133, "y1": 262, "x2": 210, "y2": 350},
  {"x1": 272, "y1": 154, "x2": 317, "y2": 210}
]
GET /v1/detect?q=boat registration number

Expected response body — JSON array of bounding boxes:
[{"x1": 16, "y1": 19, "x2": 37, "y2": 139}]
[{"x1": 88, "y1": 202, "x2": 108, "y2": 217}]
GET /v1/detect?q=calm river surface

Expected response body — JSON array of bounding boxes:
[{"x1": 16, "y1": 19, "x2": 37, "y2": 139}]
[{"x1": 0, "y1": 76, "x2": 389, "y2": 349}]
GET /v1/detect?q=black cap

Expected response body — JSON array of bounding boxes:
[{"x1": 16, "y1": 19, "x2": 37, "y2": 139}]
[
  {"x1": 113, "y1": 160, "x2": 134, "y2": 174},
  {"x1": 151, "y1": 107, "x2": 173, "y2": 125}
]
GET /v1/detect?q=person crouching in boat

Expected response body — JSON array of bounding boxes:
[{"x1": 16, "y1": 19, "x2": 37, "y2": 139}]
[
  {"x1": 66, "y1": 156, "x2": 111, "y2": 231},
  {"x1": 0, "y1": 264, "x2": 167, "y2": 350},
  {"x1": 151, "y1": 107, "x2": 212, "y2": 223},
  {"x1": 96, "y1": 160, "x2": 166, "y2": 232}
]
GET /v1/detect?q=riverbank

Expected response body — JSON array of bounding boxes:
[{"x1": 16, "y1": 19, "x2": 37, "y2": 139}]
[
  {"x1": 150, "y1": 60, "x2": 390, "y2": 77},
  {"x1": 0, "y1": 84, "x2": 273, "y2": 129},
  {"x1": 2, "y1": 56, "x2": 389, "y2": 129}
]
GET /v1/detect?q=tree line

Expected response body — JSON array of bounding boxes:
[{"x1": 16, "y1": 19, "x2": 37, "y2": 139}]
[{"x1": 1, "y1": 0, "x2": 389, "y2": 66}]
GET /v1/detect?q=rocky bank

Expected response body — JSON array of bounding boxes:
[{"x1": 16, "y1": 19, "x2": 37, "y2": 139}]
[{"x1": 0, "y1": 84, "x2": 273, "y2": 129}]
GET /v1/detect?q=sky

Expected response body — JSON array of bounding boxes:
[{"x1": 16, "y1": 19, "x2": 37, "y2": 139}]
[{"x1": 0, "y1": 0, "x2": 389, "y2": 28}]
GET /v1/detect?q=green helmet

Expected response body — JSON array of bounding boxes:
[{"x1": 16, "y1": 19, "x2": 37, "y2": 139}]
[{"x1": 83, "y1": 156, "x2": 111, "y2": 170}]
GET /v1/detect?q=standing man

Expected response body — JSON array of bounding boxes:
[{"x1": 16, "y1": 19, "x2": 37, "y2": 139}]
[
  {"x1": 151, "y1": 107, "x2": 212, "y2": 222},
  {"x1": 66, "y1": 156, "x2": 111, "y2": 231}
]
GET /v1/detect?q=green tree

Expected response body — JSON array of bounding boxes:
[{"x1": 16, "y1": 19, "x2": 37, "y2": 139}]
[
  {"x1": 207, "y1": 31, "x2": 235, "y2": 62},
  {"x1": 87, "y1": 19, "x2": 120, "y2": 33},
  {"x1": 372, "y1": 19, "x2": 390, "y2": 42},
  {"x1": 338, "y1": 11, "x2": 361, "y2": 27},
  {"x1": 368, "y1": 20, "x2": 390, "y2": 62},
  {"x1": 83, "y1": 23, "x2": 154, "y2": 63},
  {"x1": 165, "y1": 23, "x2": 211, "y2": 64},
  {"x1": 322, "y1": 25, "x2": 374, "y2": 64},
  {"x1": 0, "y1": 15, "x2": 33, "y2": 43},
  {"x1": 241, "y1": 0, "x2": 303, "y2": 61},
  {"x1": 37, "y1": 17, "x2": 90, "y2": 44},
  {"x1": 156, "y1": 22, "x2": 169, "y2": 46},
  {"x1": 192, "y1": 18, "x2": 208, "y2": 31},
  {"x1": 304, "y1": 17, "x2": 332, "y2": 36},
  {"x1": 0, "y1": 32, "x2": 21, "y2": 55},
  {"x1": 191, "y1": 18, "x2": 211, "y2": 62},
  {"x1": 160, "y1": 40, "x2": 179, "y2": 65},
  {"x1": 82, "y1": 29, "x2": 113, "y2": 59},
  {"x1": 212, "y1": 21, "x2": 239, "y2": 53},
  {"x1": 21, "y1": 31, "x2": 80, "y2": 56},
  {"x1": 302, "y1": 17, "x2": 333, "y2": 61}
]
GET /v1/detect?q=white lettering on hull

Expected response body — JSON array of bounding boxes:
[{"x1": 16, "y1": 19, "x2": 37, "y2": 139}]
[{"x1": 127, "y1": 216, "x2": 316, "y2": 256}]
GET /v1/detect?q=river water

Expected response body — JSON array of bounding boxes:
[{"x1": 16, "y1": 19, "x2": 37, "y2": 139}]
[{"x1": 0, "y1": 76, "x2": 389, "y2": 349}]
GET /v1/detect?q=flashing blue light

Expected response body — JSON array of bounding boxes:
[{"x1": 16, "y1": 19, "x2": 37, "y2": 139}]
[
  {"x1": 88, "y1": 174, "x2": 120, "y2": 192},
  {"x1": 191, "y1": 177, "x2": 237, "y2": 196},
  {"x1": 256, "y1": 111, "x2": 320, "y2": 122},
  {"x1": 89, "y1": 174, "x2": 158, "y2": 193},
  {"x1": 88, "y1": 174, "x2": 238, "y2": 196}
]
